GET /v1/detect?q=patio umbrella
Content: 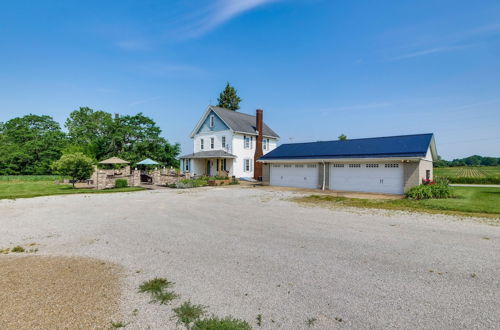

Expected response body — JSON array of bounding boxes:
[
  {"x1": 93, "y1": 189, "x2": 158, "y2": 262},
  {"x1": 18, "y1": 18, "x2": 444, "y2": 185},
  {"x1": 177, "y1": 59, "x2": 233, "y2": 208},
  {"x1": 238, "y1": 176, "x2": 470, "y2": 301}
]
[{"x1": 136, "y1": 158, "x2": 160, "y2": 165}]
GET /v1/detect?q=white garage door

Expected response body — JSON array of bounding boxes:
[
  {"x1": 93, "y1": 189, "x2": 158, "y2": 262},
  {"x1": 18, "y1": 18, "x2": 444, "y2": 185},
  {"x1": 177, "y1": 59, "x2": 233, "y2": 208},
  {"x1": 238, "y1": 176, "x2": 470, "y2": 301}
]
[
  {"x1": 270, "y1": 164, "x2": 319, "y2": 189},
  {"x1": 330, "y1": 163, "x2": 404, "y2": 194}
]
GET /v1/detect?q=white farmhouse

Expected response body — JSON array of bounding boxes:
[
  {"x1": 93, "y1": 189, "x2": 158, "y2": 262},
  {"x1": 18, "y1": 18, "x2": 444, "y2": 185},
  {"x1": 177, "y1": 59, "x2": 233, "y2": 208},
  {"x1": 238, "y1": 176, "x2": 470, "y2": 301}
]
[{"x1": 180, "y1": 106, "x2": 279, "y2": 179}]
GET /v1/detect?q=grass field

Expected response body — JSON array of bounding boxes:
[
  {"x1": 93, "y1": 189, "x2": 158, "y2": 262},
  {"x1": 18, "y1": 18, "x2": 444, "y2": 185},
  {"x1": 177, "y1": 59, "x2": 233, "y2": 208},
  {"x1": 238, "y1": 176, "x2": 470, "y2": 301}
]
[
  {"x1": 296, "y1": 186, "x2": 500, "y2": 220},
  {"x1": 0, "y1": 176, "x2": 144, "y2": 200},
  {"x1": 434, "y1": 166, "x2": 500, "y2": 184}
]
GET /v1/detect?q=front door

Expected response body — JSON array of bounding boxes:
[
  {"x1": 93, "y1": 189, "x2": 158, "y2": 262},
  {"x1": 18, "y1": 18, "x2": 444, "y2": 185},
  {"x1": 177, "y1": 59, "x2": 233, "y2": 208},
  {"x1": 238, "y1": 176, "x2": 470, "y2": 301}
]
[{"x1": 207, "y1": 160, "x2": 211, "y2": 176}]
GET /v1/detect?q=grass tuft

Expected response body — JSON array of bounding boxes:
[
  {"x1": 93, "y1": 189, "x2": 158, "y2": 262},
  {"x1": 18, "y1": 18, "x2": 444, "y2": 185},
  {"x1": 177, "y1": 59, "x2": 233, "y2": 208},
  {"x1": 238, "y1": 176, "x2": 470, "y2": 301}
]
[
  {"x1": 110, "y1": 320, "x2": 127, "y2": 328},
  {"x1": 192, "y1": 316, "x2": 252, "y2": 330},
  {"x1": 173, "y1": 301, "x2": 207, "y2": 329},
  {"x1": 11, "y1": 246, "x2": 25, "y2": 253},
  {"x1": 138, "y1": 278, "x2": 173, "y2": 294},
  {"x1": 306, "y1": 317, "x2": 317, "y2": 327}
]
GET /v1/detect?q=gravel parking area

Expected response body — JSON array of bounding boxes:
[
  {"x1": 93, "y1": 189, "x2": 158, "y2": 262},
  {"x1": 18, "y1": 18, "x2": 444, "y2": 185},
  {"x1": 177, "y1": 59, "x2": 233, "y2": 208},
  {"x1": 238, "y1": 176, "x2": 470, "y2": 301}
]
[{"x1": 0, "y1": 186, "x2": 499, "y2": 329}]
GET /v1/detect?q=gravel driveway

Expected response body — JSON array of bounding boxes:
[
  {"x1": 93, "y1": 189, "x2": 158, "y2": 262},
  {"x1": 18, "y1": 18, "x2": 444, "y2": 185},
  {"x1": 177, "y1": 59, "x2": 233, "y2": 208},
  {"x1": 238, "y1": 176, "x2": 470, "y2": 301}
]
[{"x1": 0, "y1": 186, "x2": 499, "y2": 329}]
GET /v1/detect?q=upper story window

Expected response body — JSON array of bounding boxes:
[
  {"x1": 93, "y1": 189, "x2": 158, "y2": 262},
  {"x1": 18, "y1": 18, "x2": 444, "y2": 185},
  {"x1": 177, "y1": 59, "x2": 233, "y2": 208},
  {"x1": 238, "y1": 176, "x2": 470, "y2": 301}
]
[
  {"x1": 263, "y1": 138, "x2": 269, "y2": 150},
  {"x1": 200, "y1": 138, "x2": 204, "y2": 150},
  {"x1": 209, "y1": 115, "x2": 215, "y2": 128},
  {"x1": 244, "y1": 136, "x2": 252, "y2": 149},
  {"x1": 210, "y1": 137, "x2": 214, "y2": 149},
  {"x1": 222, "y1": 136, "x2": 226, "y2": 148}
]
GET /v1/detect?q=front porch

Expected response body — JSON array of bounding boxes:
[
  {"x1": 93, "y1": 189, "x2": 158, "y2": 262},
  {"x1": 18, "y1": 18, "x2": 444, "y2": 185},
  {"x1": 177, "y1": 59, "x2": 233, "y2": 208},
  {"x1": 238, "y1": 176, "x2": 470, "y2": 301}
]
[{"x1": 180, "y1": 150, "x2": 236, "y2": 178}]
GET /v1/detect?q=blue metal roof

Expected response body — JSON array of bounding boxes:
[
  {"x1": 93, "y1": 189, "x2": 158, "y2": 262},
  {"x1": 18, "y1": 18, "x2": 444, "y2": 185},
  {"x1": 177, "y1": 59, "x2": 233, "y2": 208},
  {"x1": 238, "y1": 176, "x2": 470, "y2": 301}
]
[{"x1": 259, "y1": 133, "x2": 434, "y2": 160}]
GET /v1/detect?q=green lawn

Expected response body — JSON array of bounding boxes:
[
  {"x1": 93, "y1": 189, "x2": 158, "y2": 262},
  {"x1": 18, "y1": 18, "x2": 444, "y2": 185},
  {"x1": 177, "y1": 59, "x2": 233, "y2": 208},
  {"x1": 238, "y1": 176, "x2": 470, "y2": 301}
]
[
  {"x1": 295, "y1": 187, "x2": 500, "y2": 219},
  {"x1": 0, "y1": 179, "x2": 144, "y2": 200}
]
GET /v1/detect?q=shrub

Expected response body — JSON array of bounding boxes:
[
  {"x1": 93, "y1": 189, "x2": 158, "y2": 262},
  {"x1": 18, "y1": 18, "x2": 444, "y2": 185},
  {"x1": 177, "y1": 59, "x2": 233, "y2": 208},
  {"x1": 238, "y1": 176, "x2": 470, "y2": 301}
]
[
  {"x1": 192, "y1": 316, "x2": 252, "y2": 330},
  {"x1": 407, "y1": 180, "x2": 453, "y2": 200},
  {"x1": 175, "y1": 178, "x2": 208, "y2": 189},
  {"x1": 115, "y1": 178, "x2": 128, "y2": 188},
  {"x1": 51, "y1": 152, "x2": 94, "y2": 188},
  {"x1": 11, "y1": 246, "x2": 25, "y2": 253}
]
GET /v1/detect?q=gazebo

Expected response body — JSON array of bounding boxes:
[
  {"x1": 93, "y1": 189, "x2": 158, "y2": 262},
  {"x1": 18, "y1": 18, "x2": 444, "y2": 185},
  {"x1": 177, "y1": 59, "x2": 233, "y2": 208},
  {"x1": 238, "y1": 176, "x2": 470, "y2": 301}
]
[
  {"x1": 98, "y1": 157, "x2": 130, "y2": 165},
  {"x1": 136, "y1": 158, "x2": 160, "y2": 166}
]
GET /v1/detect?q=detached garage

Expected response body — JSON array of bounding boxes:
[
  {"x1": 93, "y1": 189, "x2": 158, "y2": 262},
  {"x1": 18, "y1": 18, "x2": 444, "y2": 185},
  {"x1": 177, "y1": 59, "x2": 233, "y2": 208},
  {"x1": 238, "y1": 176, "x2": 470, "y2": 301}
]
[{"x1": 259, "y1": 134, "x2": 437, "y2": 195}]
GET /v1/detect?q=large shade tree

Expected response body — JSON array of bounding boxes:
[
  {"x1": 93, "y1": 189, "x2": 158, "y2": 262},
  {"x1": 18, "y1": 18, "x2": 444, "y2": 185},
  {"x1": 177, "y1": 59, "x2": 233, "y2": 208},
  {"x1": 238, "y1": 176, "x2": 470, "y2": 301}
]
[{"x1": 0, "y1": 115, "x2": 66, "y2": 174}]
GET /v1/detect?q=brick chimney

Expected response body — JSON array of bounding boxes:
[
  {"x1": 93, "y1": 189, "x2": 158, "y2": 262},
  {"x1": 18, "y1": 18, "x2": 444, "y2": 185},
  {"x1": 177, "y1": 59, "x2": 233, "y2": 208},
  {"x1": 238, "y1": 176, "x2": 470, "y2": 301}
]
[{"x1": 253, "y1": 109, "x2": 264, "y2": 180}]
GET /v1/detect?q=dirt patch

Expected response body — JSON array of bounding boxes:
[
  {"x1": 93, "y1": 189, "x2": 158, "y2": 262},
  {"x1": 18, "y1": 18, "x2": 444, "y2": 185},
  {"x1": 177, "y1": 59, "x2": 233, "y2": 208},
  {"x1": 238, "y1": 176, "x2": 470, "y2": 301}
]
[{"x1": 0, "y1": 256, "x2": 122, "y2": 329}]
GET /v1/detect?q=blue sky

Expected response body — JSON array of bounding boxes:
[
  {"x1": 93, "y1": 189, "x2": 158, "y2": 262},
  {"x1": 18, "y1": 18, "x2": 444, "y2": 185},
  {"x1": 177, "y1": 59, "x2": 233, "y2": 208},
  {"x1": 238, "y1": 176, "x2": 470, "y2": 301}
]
[{"x1": 1, "y1": 0, "x2": 499, "y2": 159}]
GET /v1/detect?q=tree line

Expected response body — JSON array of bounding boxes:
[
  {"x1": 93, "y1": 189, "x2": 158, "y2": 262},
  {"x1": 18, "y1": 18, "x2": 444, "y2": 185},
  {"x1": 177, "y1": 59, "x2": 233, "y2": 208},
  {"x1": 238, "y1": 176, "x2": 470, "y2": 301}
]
[
  {"x1": 0, "y1": 107, "x2": 180, "y2": 175},
  {"x1": 435, "y1": 155, "x2": 500, "y2": 167}
]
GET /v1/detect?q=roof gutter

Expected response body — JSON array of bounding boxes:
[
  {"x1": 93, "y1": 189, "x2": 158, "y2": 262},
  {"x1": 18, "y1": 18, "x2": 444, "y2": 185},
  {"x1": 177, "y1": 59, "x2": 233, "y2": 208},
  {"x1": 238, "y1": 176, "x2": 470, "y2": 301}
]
[{"x1": 258, "y1": 156, "x2": 424, "y2": 163}]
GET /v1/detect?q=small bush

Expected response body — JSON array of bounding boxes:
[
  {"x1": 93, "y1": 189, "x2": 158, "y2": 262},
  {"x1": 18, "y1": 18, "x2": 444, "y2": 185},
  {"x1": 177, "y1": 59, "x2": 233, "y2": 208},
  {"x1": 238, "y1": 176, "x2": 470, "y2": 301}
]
[
  {"x1": 173, "y1": 301, "x2": 207, "y2": 329},
  {"x1": 139, "y1": 278, "x2": 173, "y2": 294},
  {"x1": 11, "y1": 246, "x2": 25, "y2": 253},
  {"x1": 407, "y1": 180, "x2": 453, "y2": 200},
  {"x1": 115, "y1": 179, "x2": 128, "y2": 188},
  {"x1": 192, "y1": 316, "x2": 252, "y2": 330},
  {"x1": 175, "y1": 178, "x2": 208, "y2": 189}
]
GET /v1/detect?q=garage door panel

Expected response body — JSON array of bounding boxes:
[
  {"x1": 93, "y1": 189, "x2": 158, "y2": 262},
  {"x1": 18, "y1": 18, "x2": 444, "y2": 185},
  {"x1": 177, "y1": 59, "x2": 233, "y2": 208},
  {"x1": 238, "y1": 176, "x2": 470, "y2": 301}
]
[
  {"x1": 330, "y1": 164, "x2": 403, "y2": 194},
  {"x1": 270, "y1": 165, "x2": 318, "y2": 189}
]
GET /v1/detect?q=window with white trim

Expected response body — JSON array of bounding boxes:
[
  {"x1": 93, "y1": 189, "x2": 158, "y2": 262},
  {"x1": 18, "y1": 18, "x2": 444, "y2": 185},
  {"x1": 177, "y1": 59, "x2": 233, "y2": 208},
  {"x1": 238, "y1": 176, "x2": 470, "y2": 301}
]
[
  {"x1": 384, "y1": 163, "x2": 399, "y2": 168},
  {"x1": 263, "y1": 138, "x2": 269, "y2": 150},
  {"x1": 184, "y1": 159, "x2": 190, "y2": 171},
  {"x1": 307, "y1": 164, "x2": 317, "y2": 168},
  {"x1": 210, "y1": 137, "x2": 214, "y2": 149},
  {"x1": 366, "y1": 164, "x2": 379, "y2": 168},
  {"x1": 209, "y1": 115, "x2": 215, "y2": 128},
  {"x1": 222, "y1": 136, "x2": 226, "y2": 148},
  {"x1": 200, "y1": 139, "x2": 204, "y2": 150},
  {"x1": 349, "y1": 164, "x2": 361, "y2": 168},
  {"x1": 333, "y1": 164, "x2": 344, "y2": 168},
  {"x1": 244, "y1": 136, "x2": 251, "y2": 149},
  {"x1": 244, "y1": 158, "x2": 253, "y2": 172}
]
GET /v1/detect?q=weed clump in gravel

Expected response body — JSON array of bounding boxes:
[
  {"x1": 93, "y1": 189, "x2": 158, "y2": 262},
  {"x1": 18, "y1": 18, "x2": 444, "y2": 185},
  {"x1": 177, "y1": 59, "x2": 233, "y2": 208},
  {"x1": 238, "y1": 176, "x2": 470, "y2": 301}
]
[
  {"x1": 192, "y1": 316, "x2": 252, "y2": 330},
  {"x1": 256, "y1": 314, "x2": 262, "y2": 327},
  {"x1": 11, "y1": 246, "x2": 25, "y2": 253},
  {"x1": 139, "y1": 277, "x2": 178, "y2": 305},
  {"x1": 173, "y1": 301, "x2": 207, "y2": 329},
  {"x1": 110, "y1": 320, "x2": 127, "y2": 328},
  {"x1": 306, "y1": 317, "x2": 317, "y2": 327}
]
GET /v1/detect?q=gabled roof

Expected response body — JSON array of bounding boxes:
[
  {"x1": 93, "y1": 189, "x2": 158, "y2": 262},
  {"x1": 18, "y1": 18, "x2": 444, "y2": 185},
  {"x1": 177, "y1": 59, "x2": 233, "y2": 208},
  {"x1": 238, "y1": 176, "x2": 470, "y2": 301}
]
[
  {"x1": 179, "y1": 150, "x2": 237, "y2": 159},
  {"x1": 190, "y1": 106, "x2": 279, "y2": 138},
  {"x1": 259, "y1": 133, "x2": 437, "y2": 161}
]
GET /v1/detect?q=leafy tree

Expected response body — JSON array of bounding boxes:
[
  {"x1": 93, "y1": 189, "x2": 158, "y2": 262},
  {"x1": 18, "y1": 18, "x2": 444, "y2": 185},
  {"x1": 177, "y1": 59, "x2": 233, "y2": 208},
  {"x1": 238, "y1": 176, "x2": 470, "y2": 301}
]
[
  {"x1": 338, "y1": 134, "x2": 347, "y2": 141},
  {"x1": 0, "y1": 114, "x2": 66, "y2": 175},
  {"x1": 52, "y1": 152, "x2": 94, "y2": 188},
  {"x1": 65, "y1": 107, "x2": 114, "y2": 159},
  {"x1": 217, "y1": 82, "x2": 242, "y2": 111}
]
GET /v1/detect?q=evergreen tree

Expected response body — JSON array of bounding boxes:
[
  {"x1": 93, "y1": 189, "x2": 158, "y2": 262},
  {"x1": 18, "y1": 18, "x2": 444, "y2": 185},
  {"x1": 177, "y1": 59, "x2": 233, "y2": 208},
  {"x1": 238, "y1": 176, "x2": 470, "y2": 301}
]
[
  {"x1": 217, "y1": 82, "x2": 242, "y2": 111},
  {"x1": 338, "y1": 134, "x2": 347, "y2": 141}
]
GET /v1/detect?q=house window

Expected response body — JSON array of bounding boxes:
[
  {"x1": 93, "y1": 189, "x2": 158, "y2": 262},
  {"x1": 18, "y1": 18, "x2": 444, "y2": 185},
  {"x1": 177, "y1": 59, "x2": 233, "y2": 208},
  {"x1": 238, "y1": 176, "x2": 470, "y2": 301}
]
[
  {"x1": 222, "y1": 136, "x2": 226, "y2": 148},
  {"x1": 244, "y1": 136, "x2": 252, "y2": 149},
  {"x1": 210, "y1": 137, "x2": 214, "y2": 149},
  {"x1": 209, "y1": 115, "x2": 215, "y2": 128},
  {"x1": 263, "y1": 138, "x2": 269, "y2": 150},
  {"x1": 200, "y1": 139, "x2": 204, "y2": 150},
  {"x1": 366, "y1": 164, "x2": 379, "y2": 168},
  {"x1": 184, "y1": 159, "x2": 190, "y2": 171},
  {"x1": 385, "y1": 164, "x2": 399, "y2": 168},
  {"x1": 244, "y1": 159, "x2": 252, "y2": 172},
  {"x1": 349, "y1": 164, "x2": 361, "y2": 168},
  {"x1": 333, "y1": 164, "x2": 344, "y2": 168},
  {"x1": 426, "y1": 170, "x2": 431, "y2": 180}
]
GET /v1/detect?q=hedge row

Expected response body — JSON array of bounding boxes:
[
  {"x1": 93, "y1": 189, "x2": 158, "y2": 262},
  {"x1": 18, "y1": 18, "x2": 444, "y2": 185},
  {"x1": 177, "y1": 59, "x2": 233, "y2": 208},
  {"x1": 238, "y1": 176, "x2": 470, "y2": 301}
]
[{"x1": 437, "y1": 176, "x2": 500, "y2": 184}]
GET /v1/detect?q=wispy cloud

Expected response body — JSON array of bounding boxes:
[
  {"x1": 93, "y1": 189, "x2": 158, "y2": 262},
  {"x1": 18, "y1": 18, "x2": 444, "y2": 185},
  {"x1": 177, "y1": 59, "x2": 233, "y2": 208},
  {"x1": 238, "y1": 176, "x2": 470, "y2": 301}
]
[
  {"x1": 390, "y1": 44, "x2": 473, "y2": 61},
  {"x1": 174, "y1": 0, "x2": 280, "y2": 38},
  {"x1": 386, "y1": 21, "x2": 500, "y2": 61}
]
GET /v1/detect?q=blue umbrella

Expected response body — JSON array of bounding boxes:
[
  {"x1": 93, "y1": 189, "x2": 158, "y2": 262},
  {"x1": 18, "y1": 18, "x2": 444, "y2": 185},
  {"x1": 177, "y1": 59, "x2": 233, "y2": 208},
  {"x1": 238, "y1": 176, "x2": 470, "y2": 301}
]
[{"x1": 137, "y1": 158, "x2": 160, "y2": 165}]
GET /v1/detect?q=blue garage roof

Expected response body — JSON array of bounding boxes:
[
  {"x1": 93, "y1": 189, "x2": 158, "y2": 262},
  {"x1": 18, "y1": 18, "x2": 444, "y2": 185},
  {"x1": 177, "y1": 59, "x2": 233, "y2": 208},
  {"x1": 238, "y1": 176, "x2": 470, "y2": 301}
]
[{"x1": 260, "y1": 133, "x2": 435, "y2": 160}]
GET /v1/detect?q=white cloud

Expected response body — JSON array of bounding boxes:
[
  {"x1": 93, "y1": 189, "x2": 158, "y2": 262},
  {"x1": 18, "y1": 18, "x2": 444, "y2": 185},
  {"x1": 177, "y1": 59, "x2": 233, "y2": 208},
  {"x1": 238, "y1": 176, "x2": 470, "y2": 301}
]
[
  {"x1": 175, "y1": 0, "x2": 280, "y2": 38},
  {"x1": 389, "y1": 44, "x2": 472, "y2": 60}
]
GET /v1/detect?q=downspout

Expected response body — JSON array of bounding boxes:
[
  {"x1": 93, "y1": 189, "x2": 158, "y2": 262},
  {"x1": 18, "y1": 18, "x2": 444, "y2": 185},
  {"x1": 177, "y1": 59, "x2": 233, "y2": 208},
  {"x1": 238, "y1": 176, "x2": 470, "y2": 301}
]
[{"x1": 321, "y1": 161, "x2": 326, "y2": 190}]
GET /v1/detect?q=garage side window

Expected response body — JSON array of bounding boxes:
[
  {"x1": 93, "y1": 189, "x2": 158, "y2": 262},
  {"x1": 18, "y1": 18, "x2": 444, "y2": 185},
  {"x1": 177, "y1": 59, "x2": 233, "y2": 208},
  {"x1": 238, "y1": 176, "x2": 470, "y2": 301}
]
[
  {"x1": 295, "y1": 164, "x2": 304, "y2": 168},
  {"x1": 384, "y1": 164, "x2": 399, "y2": 168},
  {"x1": 366, "y1": 164, "x2": 379, "y2": 168},
  {"x1": 272, "y1": 164, "x2": 281, "y2": 168},
  {"x1": 284, "y1": 164, "x2": 292, "y2": 168},
  {"x1": 333, "y1": 164, "x2": 344, "y2": 168},
  {"x1": 349, "y1": 164, "x2": 361, "y2": 168},
  {"x1": 307, "y1": 164, "x2": 317, "y2": 168}
]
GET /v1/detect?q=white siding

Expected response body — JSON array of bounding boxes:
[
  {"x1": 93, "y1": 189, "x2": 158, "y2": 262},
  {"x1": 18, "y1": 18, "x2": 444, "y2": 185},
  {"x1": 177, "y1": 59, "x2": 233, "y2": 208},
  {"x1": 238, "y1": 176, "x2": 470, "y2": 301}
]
[
  {"x1": 231, "y1": 133, "x2": 278, "y2": 178},
  {"x1": 194, "y1": 130, "x2": 234, "y2": 153}
]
